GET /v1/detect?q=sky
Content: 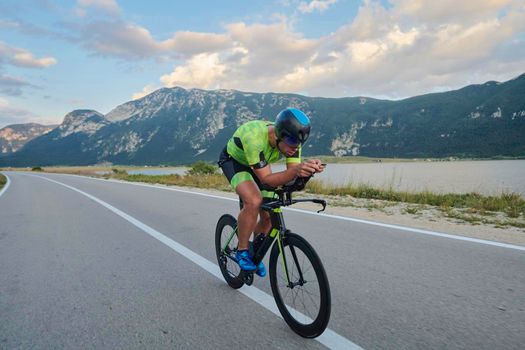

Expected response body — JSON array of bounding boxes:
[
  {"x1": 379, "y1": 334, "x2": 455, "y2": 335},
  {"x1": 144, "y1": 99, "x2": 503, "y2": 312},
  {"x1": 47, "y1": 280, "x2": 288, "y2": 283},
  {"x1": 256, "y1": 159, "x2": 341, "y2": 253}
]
[{"x1": 0, "y1": 0, "x2": 524, "y2": 128}]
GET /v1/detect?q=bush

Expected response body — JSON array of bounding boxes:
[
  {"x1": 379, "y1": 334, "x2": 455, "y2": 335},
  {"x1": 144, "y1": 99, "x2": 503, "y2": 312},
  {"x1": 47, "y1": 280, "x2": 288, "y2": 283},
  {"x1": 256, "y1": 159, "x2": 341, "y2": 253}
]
[
  {"x1": 32, "y1": 166, "x2": 44, "y2": 172},
  {"x1": 112, "y1": 168, "x2": 128, "y2": 175},
  {"x1": 187, "y1": 161, "x2": 217, "y2": 176}
]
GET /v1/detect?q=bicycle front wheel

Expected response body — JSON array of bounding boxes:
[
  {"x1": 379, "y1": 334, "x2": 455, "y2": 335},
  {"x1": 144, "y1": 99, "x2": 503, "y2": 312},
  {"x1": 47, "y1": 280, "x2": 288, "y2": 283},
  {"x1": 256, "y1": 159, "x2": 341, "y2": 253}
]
[
  {"x1": 215, "y1": 214, "x2": 244, "y2": 289},
  {"x1": 269, "y1": 232, "x2": 331, "y2": 338}
]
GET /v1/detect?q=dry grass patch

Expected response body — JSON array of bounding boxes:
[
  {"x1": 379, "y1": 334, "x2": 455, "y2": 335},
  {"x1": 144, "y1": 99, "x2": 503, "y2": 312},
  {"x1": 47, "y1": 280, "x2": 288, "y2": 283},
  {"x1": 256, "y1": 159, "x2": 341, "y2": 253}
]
[{"x1": 0, "y1": 173, "x2": 6, "y2": 189}]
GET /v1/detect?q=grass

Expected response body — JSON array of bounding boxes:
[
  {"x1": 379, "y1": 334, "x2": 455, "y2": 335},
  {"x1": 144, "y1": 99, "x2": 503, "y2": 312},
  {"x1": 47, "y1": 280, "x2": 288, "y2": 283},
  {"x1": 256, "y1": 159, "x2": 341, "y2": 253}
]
[
  {"x1": 0, "y1": 173, "x2": 6, "y2": 190},
  {"x1": 442, "y1": 208, "x2": 525, "y2": 229},
  {"x1": 101, "y1": 170, "x2": 524, "y2": 222},
  {"x1": 305, "y1": 179, "x2": 525, "y2": 218},
  {"x1": 107, "y1": 173, "x2": 233, "y2": 192}
]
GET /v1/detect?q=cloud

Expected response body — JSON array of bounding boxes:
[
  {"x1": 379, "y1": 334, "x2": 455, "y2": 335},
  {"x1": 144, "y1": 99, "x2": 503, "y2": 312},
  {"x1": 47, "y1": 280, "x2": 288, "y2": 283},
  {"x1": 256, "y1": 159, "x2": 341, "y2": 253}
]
[
  {"x1": 391, "y1": 0, "x2": 516, "y2": 24},
  {"x1": 158, "y1": 21, "x2": 319, "y2": 92},
  {"x1": 0, "y1": 41, "x2": 57, "y2": 68},
  {"x1": 0, "y1": 97, "x2": 37, "y2": 127},
  {"x1": 161, "y1": 31, "x2": 232, "y2": 57},
  {"x1": 75, "y1": 0, "x2": 121, "y2": 17},
  {"x1": 132, "y1": 84, "x2": 157, "y2": 100},
  {"x1": 0, "y1": 19, "x2": 19, "y2": 29},
  {"x1": 0, "y1": 75, "x2": 35, "y2": 96},
  {"x1": 298, "y1": 0, "x2": 338, "y2": 13},
  {"x1": 160, "y1": 53, "x2": 226, "y2": 89},
  {"x1": 75, "y1": 21, "x2": 232, "y2": 59},
  {"x1": 72, "y1": 0, "x2": 524, "y2": 99},
  {"x1": 225, "y1": 21, "x2": 318, "y2": 75},
  {"x1": 78, "y1": 21, "x2": 160, "y2": 59}
]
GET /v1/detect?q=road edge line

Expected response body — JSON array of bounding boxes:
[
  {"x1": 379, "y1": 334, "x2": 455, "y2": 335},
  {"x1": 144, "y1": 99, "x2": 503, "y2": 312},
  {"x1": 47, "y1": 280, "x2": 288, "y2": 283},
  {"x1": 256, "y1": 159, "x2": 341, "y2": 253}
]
[{"x1": 43, "y1": 172, "x2": 525, "y2": 252}]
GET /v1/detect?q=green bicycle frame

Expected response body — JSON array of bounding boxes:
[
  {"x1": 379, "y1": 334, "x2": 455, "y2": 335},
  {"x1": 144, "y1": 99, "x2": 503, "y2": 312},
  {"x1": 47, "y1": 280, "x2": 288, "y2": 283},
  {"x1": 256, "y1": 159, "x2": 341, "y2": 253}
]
[
  {"x1": 221, "y1": 206, "x2": 294, "y2": 285},
  {"x1": 222, "y1": 226, "x2": 238, "y2": 253}
]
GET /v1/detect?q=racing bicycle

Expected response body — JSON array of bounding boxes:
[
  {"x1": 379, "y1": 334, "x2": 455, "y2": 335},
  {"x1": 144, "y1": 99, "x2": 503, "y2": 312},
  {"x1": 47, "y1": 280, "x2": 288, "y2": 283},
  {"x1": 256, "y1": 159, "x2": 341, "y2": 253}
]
[{"x1": 215, "y1": 176, "x2": 331, "y2": 338}]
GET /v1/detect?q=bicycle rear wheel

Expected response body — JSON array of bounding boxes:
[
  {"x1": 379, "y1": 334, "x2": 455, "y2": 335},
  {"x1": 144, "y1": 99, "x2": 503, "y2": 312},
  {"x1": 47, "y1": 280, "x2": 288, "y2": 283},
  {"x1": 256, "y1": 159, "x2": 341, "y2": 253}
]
[
  {"x1": 269, "y1": 232, "x2": 331, "y2": 338},
  {"x1": 215, "y1": 214, "x2": 244, "y2": 289}
]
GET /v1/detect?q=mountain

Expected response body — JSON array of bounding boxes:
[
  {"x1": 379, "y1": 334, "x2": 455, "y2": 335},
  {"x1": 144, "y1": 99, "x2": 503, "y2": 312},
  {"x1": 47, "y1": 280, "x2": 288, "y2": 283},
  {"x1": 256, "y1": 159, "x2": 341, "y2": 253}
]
[
  {"x1": 0, "y1": 123, "x2": 58, "y2": 154},
  {"x1": 1, "y1": 74, "x2": 524, "y2": 166}
]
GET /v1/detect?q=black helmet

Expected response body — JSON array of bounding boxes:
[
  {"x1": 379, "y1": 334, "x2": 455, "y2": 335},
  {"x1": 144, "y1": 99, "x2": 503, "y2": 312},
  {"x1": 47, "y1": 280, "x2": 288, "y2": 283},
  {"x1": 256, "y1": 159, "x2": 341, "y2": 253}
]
[{"x1": 274, "y1": 108, "x2": 311, "y2": 146}]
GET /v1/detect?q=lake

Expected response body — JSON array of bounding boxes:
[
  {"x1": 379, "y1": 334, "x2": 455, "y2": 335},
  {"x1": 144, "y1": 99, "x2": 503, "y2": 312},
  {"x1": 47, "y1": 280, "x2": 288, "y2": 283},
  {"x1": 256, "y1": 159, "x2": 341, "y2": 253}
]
[{"x1": 130, "y1": 160, "x2": 525, "y2": 196}]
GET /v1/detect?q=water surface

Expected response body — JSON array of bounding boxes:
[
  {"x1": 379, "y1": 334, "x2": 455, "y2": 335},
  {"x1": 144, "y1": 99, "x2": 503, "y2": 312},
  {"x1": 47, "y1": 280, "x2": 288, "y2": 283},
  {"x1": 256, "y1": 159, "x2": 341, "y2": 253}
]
[{"x1": 130, "y1": 160, "x2": 525, "y2": 196}]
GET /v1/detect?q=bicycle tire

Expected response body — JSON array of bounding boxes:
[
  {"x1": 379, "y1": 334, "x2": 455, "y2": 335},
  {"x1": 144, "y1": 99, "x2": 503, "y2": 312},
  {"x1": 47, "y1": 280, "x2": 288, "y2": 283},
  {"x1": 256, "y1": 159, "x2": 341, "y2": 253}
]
[
  {"x1": 269, "y1": 233, "x2": 331, "y2": 338},
  {"x1": 215, "y1": 214, "x2": 244, "y2": 289}
]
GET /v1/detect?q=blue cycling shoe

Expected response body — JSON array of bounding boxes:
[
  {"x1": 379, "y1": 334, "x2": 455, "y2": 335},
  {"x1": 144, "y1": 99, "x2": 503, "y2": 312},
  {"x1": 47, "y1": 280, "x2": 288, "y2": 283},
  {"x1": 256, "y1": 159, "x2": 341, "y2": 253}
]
[
  {"x1": 256, "y1": 261, "x2": 266, "y2": 277},
  {"x1": 235, "y1": 250, "x2": 256, "y2": 271}
]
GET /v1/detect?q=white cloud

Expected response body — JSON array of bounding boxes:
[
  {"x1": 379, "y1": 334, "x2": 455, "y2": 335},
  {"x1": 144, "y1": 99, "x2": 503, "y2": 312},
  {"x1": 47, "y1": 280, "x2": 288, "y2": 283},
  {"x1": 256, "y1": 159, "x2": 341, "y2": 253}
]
[
  {"x1": 160, "y1": 53, "x2": 226, "y2": 89},
  {"x1": 298, "y1": 0, "x2": 338, "y2": 13},
  {"x1": 77, "y1": 21, "x2": 232, "y2": 59},
  {"x1": 12, "y1": 52, "x2": 57, "y2": 68},
  {"x1": 95, "y1": 0, "x2": 524, "y2": 99},
  {"x1": 132, "y1": 84, "x2": 157, "y2": 100},
  {"x1": 161, "y1": 31, "x2": 232, "y2": 57},
  {"x1": 391, "y1": 0, "x2": 516, "y2": 24},
  {"x1": 0, "y1": 41, "x2": 57, "y2": 68},
  {"x1": 76, "y1": 0, "x2": 121, "y2": 17},
  {"x1": 80, "y1": 21, "x2": 160, "y2": 58}
]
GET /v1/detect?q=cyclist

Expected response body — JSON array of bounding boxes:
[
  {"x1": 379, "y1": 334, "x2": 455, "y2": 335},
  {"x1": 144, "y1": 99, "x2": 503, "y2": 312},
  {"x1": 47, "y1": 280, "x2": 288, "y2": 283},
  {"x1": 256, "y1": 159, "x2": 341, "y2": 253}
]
[{"x1": 218, "y1": 108, "x2": 324, "y2": 277}]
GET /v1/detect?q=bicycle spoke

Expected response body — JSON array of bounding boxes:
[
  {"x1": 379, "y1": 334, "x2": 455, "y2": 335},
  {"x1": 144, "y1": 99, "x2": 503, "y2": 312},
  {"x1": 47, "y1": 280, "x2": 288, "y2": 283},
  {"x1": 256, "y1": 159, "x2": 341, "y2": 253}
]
[
  {"x1": 299, "y1": 289, "x2": 311, "y2": 319},
  {"x1": 279, "y1": 251, "x2": 319, "y2": 324},
  {"x1": 302, "y1": 288, "x2": 320, "y2": 311},
  {"x1": 270, "y1": 234, "x2": 330, "y2": 336}
]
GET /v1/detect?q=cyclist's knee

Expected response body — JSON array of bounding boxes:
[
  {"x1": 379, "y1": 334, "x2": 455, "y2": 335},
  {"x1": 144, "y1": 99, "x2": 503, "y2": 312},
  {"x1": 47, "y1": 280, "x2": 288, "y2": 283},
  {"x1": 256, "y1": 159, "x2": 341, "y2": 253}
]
[
  {"x1": 236, "y1": 181, "x2": 263, "y2": 212},
  {"x1": 243, "y1": 195, "x2": 262, "y2": 211}
]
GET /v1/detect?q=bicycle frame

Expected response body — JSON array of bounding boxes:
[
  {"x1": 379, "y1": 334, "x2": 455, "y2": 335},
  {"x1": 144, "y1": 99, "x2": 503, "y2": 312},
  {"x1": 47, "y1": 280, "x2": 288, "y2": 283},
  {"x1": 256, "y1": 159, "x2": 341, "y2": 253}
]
[
  {"x1": 221, "y1": 189, "x2": 326, "y2": 286},
  {"x1": 216, "y1": 177, "x2": 331, "y2": 338}
]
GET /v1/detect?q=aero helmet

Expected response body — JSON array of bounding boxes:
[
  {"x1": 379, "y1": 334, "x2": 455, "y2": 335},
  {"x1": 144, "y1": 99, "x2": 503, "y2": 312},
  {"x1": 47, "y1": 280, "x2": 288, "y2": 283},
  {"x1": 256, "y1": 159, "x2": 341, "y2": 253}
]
[{"x1": 274, "y1": 108, "x2": 311, "y2": 146}]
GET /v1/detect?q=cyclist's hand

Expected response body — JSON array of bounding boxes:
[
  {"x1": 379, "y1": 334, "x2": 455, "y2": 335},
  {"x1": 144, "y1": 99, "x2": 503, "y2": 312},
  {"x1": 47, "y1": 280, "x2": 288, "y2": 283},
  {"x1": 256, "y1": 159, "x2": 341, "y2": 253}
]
[
  {"x1": 294, "y1": 161, "x2": 318, "y2": 177},
  {"x1": 309, "y1": 159, "x2": 325, "y2": 173}
]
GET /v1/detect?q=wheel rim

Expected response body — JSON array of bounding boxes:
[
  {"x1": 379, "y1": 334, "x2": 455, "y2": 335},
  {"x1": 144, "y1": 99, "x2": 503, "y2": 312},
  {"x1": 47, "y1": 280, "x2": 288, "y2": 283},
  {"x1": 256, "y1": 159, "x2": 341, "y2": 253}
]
[
  {"x1": 220, "y1": 225, "x2": 241, "y2": 278},
  {"x1": 275, "y1": 245, "x2": 322, "y2": 325}
]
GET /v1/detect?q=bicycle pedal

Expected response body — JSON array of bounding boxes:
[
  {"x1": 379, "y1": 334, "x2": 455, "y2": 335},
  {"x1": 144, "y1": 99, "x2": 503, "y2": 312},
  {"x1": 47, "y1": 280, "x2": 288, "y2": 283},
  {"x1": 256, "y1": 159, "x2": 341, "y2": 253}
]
[{"x1": 241, "y1": 271, "x2": 254, "y2": 286}]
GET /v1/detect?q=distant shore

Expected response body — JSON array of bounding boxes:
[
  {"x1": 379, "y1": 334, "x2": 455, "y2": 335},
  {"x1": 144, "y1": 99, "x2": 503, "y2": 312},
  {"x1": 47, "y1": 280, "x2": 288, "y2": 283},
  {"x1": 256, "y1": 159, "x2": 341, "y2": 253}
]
[{"x1": 1, "y1": 154, "x2": 523, "y2": 170}]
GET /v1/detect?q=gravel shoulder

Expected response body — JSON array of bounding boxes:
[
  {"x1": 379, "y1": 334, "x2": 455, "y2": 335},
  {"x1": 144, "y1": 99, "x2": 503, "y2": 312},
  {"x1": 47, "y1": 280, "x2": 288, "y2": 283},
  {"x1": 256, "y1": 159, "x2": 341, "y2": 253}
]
[{"x1": 165, "y1": 184, "x2": 525, "y2": 247}]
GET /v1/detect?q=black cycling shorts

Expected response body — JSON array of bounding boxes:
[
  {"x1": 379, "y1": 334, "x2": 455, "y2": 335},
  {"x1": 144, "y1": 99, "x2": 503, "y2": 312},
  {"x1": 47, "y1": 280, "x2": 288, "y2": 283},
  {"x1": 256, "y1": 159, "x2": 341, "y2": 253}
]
[{"x1": 218, "y1": 147, "x2": 276, "y2": 199}]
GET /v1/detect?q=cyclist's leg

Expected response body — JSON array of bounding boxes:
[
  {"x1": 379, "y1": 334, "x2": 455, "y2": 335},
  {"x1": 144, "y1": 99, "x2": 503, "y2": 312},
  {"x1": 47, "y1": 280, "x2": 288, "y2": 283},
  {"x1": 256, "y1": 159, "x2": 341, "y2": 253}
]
[
  {"x1": 254, "y1": 209, "x2": 271, "y2": 236},
  {"x1": 218, "y1": 148, "x2": 265, "y2": 273},
  {"x1": 235, "y1": 180, "x2": 262, "y2": 250},
  {"x1": 219, "y1": 148, "x2": 262, "y2": 250}
]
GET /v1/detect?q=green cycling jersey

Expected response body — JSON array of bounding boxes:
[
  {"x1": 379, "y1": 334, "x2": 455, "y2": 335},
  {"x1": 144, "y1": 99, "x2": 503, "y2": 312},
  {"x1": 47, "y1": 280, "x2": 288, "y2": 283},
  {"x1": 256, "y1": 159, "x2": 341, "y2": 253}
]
[{"x1": 226, "y1": 120, "x2": 301, "y2": 168}]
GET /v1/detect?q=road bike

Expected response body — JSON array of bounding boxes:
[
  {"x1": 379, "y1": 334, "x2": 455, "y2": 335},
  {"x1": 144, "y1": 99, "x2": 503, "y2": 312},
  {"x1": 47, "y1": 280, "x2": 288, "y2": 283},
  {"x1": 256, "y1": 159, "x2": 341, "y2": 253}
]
[{"x1": 215, "y1": 177, "x2": 331, "y2": 338}]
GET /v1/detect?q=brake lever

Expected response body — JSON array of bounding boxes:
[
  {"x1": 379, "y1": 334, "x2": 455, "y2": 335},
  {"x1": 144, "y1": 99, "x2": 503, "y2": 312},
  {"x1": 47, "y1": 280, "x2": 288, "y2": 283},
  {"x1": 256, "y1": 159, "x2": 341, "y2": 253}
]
[{"x1": 312, "y1": 199, "x2": 327, "y2": 213}]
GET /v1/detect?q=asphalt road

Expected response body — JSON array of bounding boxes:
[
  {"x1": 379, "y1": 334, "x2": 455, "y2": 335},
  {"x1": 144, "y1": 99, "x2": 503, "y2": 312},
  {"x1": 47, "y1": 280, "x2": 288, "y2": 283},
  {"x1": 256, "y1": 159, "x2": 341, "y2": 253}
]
[{"x1": 0, "y1": 172, "x2": 524, "y2": 349}]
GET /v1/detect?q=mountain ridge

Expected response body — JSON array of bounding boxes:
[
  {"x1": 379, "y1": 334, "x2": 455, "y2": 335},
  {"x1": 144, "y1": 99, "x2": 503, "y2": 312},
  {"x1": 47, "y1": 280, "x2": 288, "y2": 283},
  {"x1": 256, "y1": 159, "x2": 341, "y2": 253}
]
[
  {"x1": 1, "y1": 73, "x2": 524, "y2": 166},
  {"x1": 0, "y1": 123, "x2": 58, "y2": 154}
]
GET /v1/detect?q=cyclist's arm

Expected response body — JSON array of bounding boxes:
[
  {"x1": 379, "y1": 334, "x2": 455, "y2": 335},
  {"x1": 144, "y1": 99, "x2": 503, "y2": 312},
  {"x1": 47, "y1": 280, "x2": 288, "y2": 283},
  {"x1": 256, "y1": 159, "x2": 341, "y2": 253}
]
[{"x1": 253, "y1": 161, "x2": 319, "y2": 188}]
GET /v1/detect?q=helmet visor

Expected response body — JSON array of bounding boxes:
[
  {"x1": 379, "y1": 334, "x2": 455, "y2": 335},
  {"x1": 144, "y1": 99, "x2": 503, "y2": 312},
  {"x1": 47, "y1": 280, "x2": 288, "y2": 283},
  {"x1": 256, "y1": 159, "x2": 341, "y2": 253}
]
[{"x1": 282, "y1": 133, "x2": 300, "y2": 147}]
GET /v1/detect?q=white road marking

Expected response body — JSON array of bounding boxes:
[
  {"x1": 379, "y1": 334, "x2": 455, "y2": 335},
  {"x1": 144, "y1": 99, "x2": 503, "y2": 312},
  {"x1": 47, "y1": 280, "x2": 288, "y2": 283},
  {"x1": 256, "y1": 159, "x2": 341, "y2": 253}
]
[
  {"x1": 30, "y1": 174, "x2": 363, "y2": 350},
  {"x1": 0, "y1": 173, "x2": 10, "y2": 198},
  {"x1": 46, "y1": 172, "x2": 525, "y2": 252}
]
